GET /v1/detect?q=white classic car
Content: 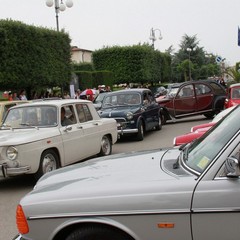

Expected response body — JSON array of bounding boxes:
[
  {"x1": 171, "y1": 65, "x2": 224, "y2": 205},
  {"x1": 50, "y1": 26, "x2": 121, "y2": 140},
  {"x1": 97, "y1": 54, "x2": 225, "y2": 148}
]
[
  {"x1": 13, "y1": 105, "x2": 240, "y2": 239},
  {"x1": 0, "y1": 99, "x2": 117, "y2": 179}
]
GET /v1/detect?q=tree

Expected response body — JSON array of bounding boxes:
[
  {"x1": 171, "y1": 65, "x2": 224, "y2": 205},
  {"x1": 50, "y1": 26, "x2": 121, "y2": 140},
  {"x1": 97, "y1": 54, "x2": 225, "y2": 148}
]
[
  {"x1": 172, "y1": 34, "x2": 221, "y2": 81},
  {"x1": 225, "y1": 62, "x2": 240, "y2": 83}
]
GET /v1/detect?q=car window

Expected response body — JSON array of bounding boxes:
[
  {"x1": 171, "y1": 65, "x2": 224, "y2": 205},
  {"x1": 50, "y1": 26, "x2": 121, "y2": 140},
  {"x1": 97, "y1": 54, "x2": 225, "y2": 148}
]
[
  {"x1": 185, "y1": 105, "x2": 240, "y2": 173},
  {"x1": 231, "y1": 88, "x2": 240, "y2": 99},
  {"x1": 61, "y1": 105, "x2": 76, "y2": 126},
  {"x1": 178, "y1": 85, "x2": 194, "y2": 98},
  {"x1": 3, "y1": 106, "x2": 58, "y2": 128},
  {"x1": 3, "y1": 103, "x2": 16, "y2": 120},
  {"x1": 76, "y1": 104, "x2": 93, "y2": 122},
  {"x1": 127, "y1": 94, "x2": 141, "y2": 105},
  {"x1": 195, "y1": 83, "x2": 211, "y2": 95}
]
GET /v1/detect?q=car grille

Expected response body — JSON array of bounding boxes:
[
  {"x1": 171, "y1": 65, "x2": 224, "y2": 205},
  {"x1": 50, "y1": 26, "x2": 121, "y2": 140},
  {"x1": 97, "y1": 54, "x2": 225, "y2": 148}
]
[{"x1": 115, "y1": 118, "x2": 127, "y2": 129}]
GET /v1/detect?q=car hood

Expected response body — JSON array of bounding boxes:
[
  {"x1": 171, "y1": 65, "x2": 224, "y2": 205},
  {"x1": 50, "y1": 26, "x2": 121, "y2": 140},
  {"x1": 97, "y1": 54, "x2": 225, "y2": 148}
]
[
  {"x1": 0, "y1": 128, "x2": 59, "y2": 145},
  {"x1": 21, "y1": 148, "x2": 196, "y2": 215},
  {"x1": 99, "y1": 106, "x2": 141, "y2": 117}
]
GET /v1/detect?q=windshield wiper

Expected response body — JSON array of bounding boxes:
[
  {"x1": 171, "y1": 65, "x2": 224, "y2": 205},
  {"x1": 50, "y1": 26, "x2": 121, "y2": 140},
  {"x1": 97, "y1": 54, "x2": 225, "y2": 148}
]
[{"x1": 20, "y1": 123, "x2": 31, "y2": 126}]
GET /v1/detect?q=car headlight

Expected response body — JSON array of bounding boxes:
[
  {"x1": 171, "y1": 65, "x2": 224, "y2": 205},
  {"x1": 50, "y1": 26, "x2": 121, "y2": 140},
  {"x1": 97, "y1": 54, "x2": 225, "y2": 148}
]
[
  {"x1": 6, "y1": 146, "x2": 18, "y2": 160},
  {"x1": 126, "y1": 112, "x2": 133, "y2": 120}
]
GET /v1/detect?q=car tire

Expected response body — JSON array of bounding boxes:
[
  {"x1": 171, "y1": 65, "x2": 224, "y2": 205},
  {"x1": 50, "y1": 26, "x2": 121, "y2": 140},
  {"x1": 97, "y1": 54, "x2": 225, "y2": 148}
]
[
  {"x1": 161, "y1": 112, "x2": 167, "y2": 125},
  {"x1": 136, "y1": 120, "x2": 144, "y2": 141},
  {"x1": 65, "y1": 225, "x2": 133, "y2": 240},
  {"x1": 204, "y1": 112, "x2": 215, "y2": 119},
  {"x1": 35, "y1": 149, "x2": 60, "y2": 180},
  {"x1": 98, "y1": 135, "x2": 112, "y2": 156},
  {"x1": 155, "y1": 114, "x2": 162, "y2": 130}
]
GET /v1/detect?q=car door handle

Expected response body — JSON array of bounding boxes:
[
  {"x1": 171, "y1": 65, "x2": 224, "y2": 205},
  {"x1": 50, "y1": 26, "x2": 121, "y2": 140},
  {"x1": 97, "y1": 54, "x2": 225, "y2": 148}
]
[
  {"x1": 93, "y1": 122, "x2": 99, "y2": 126},
  {"x1": 64, "y1": 126, "x2": 72, "y2": 132},
  {"x1": 77, "y1": 125, "x2": 83, "y2": 129}
]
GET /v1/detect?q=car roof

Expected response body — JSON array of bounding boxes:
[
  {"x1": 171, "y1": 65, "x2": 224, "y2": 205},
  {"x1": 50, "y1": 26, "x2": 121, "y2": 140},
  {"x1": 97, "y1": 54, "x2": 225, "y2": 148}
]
[
  {"x1": 229, "y1": 83, "x2": 240, "y2": 88},
  {"x1": 105, "y1": 88, "x2": 151, "y2": 95},
  {"x1": 8, "y1": 99, "x2": 91, "y2": 109}
]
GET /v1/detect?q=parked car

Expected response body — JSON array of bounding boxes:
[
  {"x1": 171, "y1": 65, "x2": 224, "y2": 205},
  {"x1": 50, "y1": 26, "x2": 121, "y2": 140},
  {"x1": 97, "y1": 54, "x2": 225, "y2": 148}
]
[
  {"x1": 156, "y1": 80, "x2": 226, "y2": 124},
  {"x1": 224, "y1": 83, "x2": 240, "y2": 108},
  {"x1": 173, "y1": 105, "x2": 236, "y2": 146},
  {"x1": 14, "y1": 105, "x2": 240, "y2": 240},
  {"x1": 0, "y1": 100, "x2": 28, "y2": 123},
  {"x1": 0, "y1": 99, "x2": 117, "y2": 179},
  {"x1": 98, "y1": 88, "x2": 162, "y2": 141}
]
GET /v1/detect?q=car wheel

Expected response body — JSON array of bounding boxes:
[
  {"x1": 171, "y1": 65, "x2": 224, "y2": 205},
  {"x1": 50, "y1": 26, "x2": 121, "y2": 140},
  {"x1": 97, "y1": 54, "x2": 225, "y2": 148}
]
[
  {"x1": 98, "y1": 135, "x2": 112, "y2": 156},
  {"x1": 204, "y1": 112, "x2": 215, "y2": 119},
  {"x1": 65, "y1": 225, "x2": 133, "y2": 240},
  {"x1": 155, "y1": 114, "x2": 162, "y2": 130},
  {"x1": 136, "y1": 120, "x2": 144, "y2": 141},
  {"x1": 35, "y1": 149, "x2": 60, "y2": 180},
  {"x1": 161, "y1": 112, "x2": 167, "y2": 125}
]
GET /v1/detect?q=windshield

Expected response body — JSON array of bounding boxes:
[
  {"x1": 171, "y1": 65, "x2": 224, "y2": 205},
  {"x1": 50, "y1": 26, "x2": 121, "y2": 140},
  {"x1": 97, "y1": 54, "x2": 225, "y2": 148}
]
[
  {"x1": 184, "y1": 105, "x2": 240, "y2": 173},
  {"x1": 167, "y1": 87, "x2": 179, "y2": 97},
  {"x1": 94, "y1": 92, "x2": 107, "y2": 104},
  {"x1": 102, "y1": 93, "x2": 141, "y2": 108},
  {"x1": 2, "y1": 105, "x2": 58, "y2": 128}
]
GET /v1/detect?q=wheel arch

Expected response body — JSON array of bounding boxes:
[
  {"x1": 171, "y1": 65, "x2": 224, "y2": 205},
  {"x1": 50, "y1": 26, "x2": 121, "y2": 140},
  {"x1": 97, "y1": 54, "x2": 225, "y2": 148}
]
[
  {"x1": 52, "y1": 219, "x2": 137, "y2": 240},
  {"x1": 40, "y1": 147, "x2": 62, "y2": 168}
]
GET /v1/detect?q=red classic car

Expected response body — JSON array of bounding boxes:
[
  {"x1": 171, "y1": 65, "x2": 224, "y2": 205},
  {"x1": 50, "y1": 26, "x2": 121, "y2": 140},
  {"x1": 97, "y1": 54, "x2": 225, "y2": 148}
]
[
  {"x1": 173, "y1": 106, "x2": 236, "y2": 146},
  {"x1": 173, "y1": 130, "x2": 207, "y2": 146},
  {"x1": 156, "y1": 80, "x2": 226, "y2": 124},
  {"x1": 224, "y1": 83, "x2": 240, "y2": 108}
]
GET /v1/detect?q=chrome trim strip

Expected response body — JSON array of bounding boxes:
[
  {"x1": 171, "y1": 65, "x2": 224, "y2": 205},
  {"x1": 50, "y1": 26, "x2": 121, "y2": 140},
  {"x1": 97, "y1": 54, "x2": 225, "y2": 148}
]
[{"x1": 28, "y1": 209, "x2": 190, "y2": 220}]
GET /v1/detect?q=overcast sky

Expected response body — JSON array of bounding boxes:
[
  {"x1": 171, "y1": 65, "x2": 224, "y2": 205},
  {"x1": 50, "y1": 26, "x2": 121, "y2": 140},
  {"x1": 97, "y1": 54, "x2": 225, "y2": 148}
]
[{"x1": 1, "y1": 0, "x2": 240, "y2": 66}]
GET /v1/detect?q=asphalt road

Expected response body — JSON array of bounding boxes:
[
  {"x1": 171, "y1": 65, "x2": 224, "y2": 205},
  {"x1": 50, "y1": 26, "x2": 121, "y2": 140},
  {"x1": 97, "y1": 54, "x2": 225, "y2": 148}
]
[{"x1": 0, "y1": 115, "x2": 209, "y2": 240}]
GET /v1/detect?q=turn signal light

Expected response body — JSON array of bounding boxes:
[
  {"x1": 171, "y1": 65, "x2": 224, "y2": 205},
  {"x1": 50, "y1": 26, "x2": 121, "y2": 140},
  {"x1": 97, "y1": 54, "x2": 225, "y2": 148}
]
[
  {"x1": 16, "y1": 204, "x2": 29, "y2": 234},
  {"x1": 158, "y1": 223, "x2": 175, "y2": 228}
]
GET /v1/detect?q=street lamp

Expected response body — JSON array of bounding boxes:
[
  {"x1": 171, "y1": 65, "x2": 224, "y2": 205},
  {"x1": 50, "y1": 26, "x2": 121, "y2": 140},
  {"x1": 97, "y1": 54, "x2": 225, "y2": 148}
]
[
  {"x1": 149, "y1": 27, "x2": 163, "y2": 49},
  {"x1": 186, "y1": 47, "x2": 195, "y2": 80},
  {"x1": 46, "y1": 0, "x2": 73, "y2": 32}
]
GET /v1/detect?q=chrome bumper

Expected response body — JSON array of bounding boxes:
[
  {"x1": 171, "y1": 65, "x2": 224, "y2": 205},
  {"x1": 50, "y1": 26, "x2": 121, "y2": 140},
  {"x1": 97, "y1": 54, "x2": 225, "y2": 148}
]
[
  {"x1": 0, "y1": 164, "x2": 31, "y2": 178},
  {"x1": 117, "y1": 128, "x2": 138, "y2": 135},
  {"x1": 12, "y1": 234, "x2": 25, "y2": 240}
]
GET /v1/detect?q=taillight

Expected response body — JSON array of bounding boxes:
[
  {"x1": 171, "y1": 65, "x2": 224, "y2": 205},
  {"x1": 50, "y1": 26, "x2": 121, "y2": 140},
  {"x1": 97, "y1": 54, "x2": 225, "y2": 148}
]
[{"x1": 16, "y1": 204, "x2": 29, "y2": 234}]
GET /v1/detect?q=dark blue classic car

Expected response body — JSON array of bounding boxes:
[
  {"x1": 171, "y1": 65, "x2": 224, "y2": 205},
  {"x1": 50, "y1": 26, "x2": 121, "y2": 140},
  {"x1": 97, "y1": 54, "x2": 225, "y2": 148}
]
[{"x1": 98, "y1": 89, "x2": 162, "y2": 140}]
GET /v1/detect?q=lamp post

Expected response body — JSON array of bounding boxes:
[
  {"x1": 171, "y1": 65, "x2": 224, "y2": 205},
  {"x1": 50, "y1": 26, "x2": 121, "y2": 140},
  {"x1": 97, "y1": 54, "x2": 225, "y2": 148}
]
[
  {"x1": 46, "y1": 0, "x2": 73, "y2": 32},
  {"x1": 205, "y1": 53, "x2": 212, "y2": 79},
  {"x1": 186, "y1": 47, "x2": 195, "y2": 80},
  {"x1": 149, "y1": 28, "x2": 163, "y2": 49}
]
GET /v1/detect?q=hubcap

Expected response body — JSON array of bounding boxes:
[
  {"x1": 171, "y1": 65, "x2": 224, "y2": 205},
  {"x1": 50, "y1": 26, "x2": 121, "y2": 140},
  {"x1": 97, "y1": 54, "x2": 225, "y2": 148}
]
[{"x1": 42, "y1": 154, "x2": 57, "y2": 173}]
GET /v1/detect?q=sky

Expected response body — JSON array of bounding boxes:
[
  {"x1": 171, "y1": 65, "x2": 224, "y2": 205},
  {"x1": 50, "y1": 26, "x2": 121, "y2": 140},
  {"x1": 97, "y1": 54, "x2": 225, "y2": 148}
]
[{"x1": 0, "y1": 0, "x2": 240, "y2": 66}]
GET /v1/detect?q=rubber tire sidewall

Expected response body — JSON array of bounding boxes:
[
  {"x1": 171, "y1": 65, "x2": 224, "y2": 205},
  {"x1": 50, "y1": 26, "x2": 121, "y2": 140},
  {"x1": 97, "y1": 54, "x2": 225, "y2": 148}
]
[
  {"x1": 35, "y1": 149, "x2": 59, "y2": 180},
  {"x1": 136, "y1": 120, "x2": 144, "y2": 141},
  {"x1": 98, "y1": 135, "x2": 112, "y2": 156}
]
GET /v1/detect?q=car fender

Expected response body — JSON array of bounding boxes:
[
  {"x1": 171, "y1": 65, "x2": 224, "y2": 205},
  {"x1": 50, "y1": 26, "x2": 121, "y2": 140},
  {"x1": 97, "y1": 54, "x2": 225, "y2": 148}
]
[
  {"x1": 52, "y1": 217, "x2": 139, "y2": 240},
  {"x1": 213, "y1": 95, "x2": 225, "y2": 111}
]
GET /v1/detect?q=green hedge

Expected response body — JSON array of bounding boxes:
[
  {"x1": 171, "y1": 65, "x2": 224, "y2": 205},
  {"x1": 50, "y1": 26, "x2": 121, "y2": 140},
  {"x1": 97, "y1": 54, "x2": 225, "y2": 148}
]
[
  {"x1": 92, "y1": 44, "x2": 171, "y2": 85},
  {"x1": 74, "y1": 70, "x2": 113, "y2": 90},
  {"x1": 0, "y1": 19, "x2": 72, "y2": 95}
]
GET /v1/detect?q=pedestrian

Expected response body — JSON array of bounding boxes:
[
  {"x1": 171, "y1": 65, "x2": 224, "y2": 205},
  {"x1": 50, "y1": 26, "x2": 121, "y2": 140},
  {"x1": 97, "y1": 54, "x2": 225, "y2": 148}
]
[
  {"x1": 12, "y1": 91, "x2": 19, "y2": 100},
  {"x1": 74, "y1": 89, "x2": 81, "y2": 99},
  {"x1": 8, "y1": 91, "x2": 13, "y2": 101},
  {"x1": 19, "y1": 89, "x2": 27, "y2": 100},
  {"x1": 219, "y1": 77, "x2": 226, "y2": 88}
]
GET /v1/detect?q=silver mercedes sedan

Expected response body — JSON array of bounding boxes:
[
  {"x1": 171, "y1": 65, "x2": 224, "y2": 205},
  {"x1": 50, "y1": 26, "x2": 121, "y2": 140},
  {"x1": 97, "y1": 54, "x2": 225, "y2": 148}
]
[{"x1": 14, "y1": 105, "x2": 240, "y2": 240}]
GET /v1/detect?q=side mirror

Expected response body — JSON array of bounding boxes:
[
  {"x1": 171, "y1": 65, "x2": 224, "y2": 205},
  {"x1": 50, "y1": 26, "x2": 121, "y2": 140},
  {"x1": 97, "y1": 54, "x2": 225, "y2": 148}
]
[{"x1": 225, "y1": 156, "x2": 240, "y2": 178}]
